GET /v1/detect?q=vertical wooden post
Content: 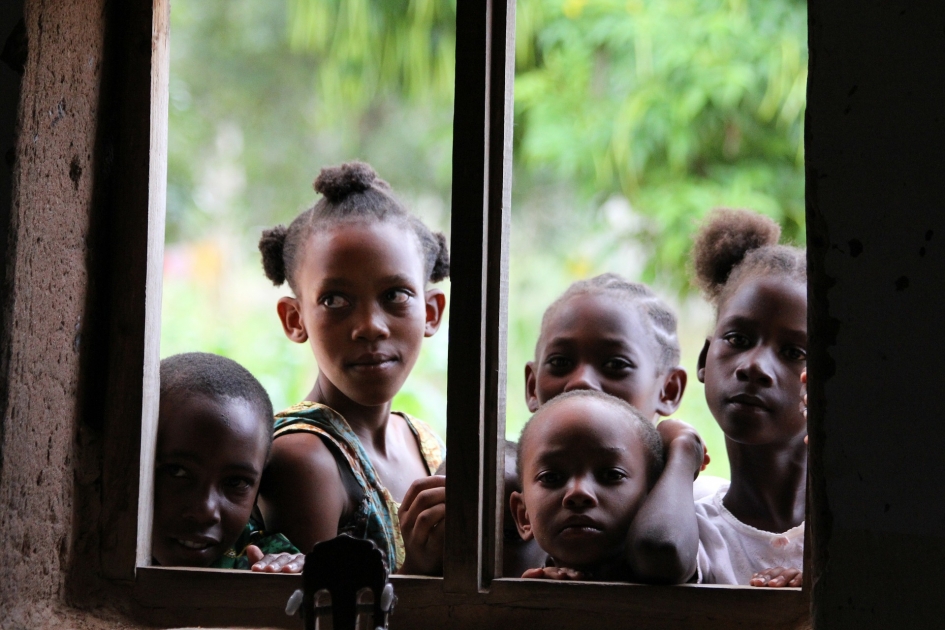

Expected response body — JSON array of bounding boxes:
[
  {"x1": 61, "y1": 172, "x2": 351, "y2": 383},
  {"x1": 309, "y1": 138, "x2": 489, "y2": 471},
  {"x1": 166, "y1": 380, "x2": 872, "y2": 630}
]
[
  {"x1": 444, "y1": 0, "x2": 515, "y2": 593},
  {"x1": 98, "y1": 0, "x2": 168, "y2": 579}
]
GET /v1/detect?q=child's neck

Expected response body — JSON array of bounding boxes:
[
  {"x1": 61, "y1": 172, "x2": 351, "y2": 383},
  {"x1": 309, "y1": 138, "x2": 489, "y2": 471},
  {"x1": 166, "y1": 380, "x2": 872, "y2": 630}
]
[
  {"x1": 307, "y1": 378, "x2": 395, "y2": 455},
  {"x1": 722, "y1": 437, "x2": 807, "y2": 534}
]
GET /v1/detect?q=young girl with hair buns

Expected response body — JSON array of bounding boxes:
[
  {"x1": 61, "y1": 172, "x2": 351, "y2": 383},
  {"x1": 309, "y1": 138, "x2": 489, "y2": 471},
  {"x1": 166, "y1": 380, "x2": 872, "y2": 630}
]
[
  {"x1": 256, "y1": 161, "x2": 449, "y2": 575},
  {"x1": 691, "y1": 208, "x2": 808, "y2": 586}
]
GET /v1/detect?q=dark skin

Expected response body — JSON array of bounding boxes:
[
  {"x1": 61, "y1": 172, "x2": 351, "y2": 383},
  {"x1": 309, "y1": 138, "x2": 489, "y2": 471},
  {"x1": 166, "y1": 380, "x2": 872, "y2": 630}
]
[
  {"x1": 525, "y1": 293, "x2": 687, "y2": 421},
  {"x1": 257, "y1": 221, "x2": 446, "y2": 567},
  {"x1": 523, "y1": 291, "x2": 705, "y2": 582},
  {"x1": 510, "y1": 396, "x2": 654, "y2": 581},
  {"x1": 153, "y1": 393, "x2": 302, "y2": 572},
  {"x1": 697, "y1": 275, "x2": 808, "y2": 538}
]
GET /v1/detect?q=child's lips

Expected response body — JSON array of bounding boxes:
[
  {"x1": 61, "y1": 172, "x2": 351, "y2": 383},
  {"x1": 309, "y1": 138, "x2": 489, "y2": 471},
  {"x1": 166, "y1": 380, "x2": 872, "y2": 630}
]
[
  {"x1": 347, "y1": 352, "x2": 398, "y2": 371},
  {"x1": 171, "y1": 534, "x2": 221, "y2": 552},
  {"x1": 727, "y1": 393, "x2": 770, "y2": 410}
]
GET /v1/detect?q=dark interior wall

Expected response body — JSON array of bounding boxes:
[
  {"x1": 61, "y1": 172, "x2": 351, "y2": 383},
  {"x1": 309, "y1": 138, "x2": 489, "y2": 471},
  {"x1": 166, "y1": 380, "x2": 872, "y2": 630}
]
[
  {"x1": 0, "y1": 0, "x2": 111, "y2": 625},
  {"x1": 0, "y1": 0, "x2": 25, "y2": 477},
  {"x1": 806, "y1": 2, "x2": 945, "y2": 629}
]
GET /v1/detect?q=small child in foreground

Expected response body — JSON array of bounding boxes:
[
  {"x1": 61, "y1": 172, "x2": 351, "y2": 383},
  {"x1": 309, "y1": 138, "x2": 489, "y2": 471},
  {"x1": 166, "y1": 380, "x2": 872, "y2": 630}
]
[
  {"x1": 691, "y1": 209, "x2": 807, "y2": 586},
  {"x1": 510, "y1": 389, "x2": 696, "y2": 583},
  {"x1": 153, "y1": 352, "x2": 302, "y2": 572}
]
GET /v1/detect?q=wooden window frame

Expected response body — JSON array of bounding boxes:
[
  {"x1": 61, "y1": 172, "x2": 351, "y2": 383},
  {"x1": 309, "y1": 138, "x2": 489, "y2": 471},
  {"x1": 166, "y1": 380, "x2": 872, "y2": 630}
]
[{"x1": 114, "y1": 0, "x2": 810, "y2": 627}]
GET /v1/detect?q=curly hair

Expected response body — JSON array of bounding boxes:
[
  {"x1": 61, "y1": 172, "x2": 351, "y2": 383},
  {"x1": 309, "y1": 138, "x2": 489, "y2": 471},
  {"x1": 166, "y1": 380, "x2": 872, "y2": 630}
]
[
  {"x1": 538, "y1": 273, "x2": 681, "y2": 372},
  {"x1": 516, "y1": 389, "x2": 665, "y2": 488},
  {"x1": 691, "y1": 208, "x2": 806, "y2": 314},
  {"x1": 258, "y1": 161, "x2": 450, "y2": 294}
]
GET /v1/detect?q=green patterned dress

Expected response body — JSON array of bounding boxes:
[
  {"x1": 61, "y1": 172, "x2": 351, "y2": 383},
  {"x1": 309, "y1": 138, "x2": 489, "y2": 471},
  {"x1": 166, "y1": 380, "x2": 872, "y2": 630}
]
[{"x1": 272, "y1": 402, "x2": 445, "y2": 572}]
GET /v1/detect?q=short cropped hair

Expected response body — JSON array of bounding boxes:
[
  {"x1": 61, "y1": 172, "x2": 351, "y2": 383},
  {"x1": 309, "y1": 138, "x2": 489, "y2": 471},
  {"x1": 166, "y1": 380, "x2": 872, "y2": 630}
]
[
  {"x1": 159, "y1": 352, "x2": 274, "y2": 447},
  {"x1": 516, "y1": 389, "x2": 665, "y2": 488}
]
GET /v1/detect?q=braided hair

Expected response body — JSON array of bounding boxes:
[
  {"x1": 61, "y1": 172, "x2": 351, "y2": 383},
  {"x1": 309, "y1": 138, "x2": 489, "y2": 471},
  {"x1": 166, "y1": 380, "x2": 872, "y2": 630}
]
[
  {"x1": 540, "y1": 273, "x2": 682, "y2": 372},
  {"x1": 691, "y1": 208, "x2": 806, "y2": 315},
  {"x1": 258, "y1": 161, "x2": 450, "y2": 294}
]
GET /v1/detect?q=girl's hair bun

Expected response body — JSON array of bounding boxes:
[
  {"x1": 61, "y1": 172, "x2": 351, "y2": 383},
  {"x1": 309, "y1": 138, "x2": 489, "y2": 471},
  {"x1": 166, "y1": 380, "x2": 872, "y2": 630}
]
[
  {"x1": 692, "y1": 208, "x2": 781, "y2": 299},
  {"x1": 258, "y1": 224, "x2": 289, "y2": 286},
  {"x1": 313, "y1": 161, "x2": 378, "y2": 202},
  {"x1": 430, "y1": 231, "x2": 450, "y2": 282}
]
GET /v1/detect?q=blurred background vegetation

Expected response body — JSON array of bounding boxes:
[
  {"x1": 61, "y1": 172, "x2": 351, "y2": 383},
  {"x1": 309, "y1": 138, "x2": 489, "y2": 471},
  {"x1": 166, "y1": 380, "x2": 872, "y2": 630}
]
[{"x1": 162, "y1": 0, "x2": 807, "y2": 480}]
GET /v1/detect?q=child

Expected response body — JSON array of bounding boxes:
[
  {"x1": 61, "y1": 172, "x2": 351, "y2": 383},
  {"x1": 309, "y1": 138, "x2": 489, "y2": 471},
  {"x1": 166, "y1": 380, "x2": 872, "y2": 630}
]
[
  {"x1": 525, "y1": 273, "x2": 686, "y2": 424},
  {"x1": 512, "y1": 273, "x2": 712, "y2": 580},
  {"x1": 691, "y1": 208, "x2": 807, "y2": 586},
  {"x1": 153, "y1": 352, "x2": 303, "y2": 572},
  {"x1": 510, "y1": 389, "x2": 686, "y2": 582},
  {"x1": 256, "y1": 161, "x2": 447, "y2": 575}
]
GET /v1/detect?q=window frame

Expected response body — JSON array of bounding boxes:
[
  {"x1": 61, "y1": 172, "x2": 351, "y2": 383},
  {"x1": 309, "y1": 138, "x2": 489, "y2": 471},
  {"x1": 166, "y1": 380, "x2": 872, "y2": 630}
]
[{"x1": 117, "y1": 0, "x2": 811, "y2": 626}]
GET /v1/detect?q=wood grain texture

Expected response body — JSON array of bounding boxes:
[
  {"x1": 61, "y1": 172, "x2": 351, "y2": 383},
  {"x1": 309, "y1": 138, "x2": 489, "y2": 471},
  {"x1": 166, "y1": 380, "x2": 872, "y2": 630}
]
[
  {"x1": 136, "y1": 0, "x2": 170, "y2": 570},
  {"x1": 98, "y1": 0, "x2": 163, "y2": 581},
  {"x1": 134, "y1": 569, "x2": 807, "y2": 629},
  {"x1": 443, "y1": 0, "x2": 491, "y2": 593},
  {"x1": 482, "y1": 0, "x2": 515, "y2": 585}
]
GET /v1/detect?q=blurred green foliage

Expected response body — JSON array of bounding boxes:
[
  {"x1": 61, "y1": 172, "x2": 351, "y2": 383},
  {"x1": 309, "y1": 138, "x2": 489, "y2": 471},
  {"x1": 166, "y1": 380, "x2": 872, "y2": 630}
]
[{"x1": 162, "y1": 0, "x2": 807, "y2": 481}]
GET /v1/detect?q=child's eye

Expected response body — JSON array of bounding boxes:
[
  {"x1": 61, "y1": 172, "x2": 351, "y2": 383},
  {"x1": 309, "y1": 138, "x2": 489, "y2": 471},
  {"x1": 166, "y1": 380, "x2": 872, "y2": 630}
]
[
  {"x1": 385, "y1": 289, "x2": 411, "y2": 304},
  {"x1": 603, "y1": 357, "x2": 633, "y2": 371},
  {"x1": 224, "y1": 476, "x2": 255, "y2": 492},
  {"x1": 723, "y1": 332, "x2": 751, "y2": 348},
  {"x1": 600, "y1": 469, "x2": 628, "y2": 483},
  {"x1": 783, "y1": 346, "x2": 807, "y2": 361},
  {"x1": 537, "y1": 471, "x2": 565, "y2": 486},
  {"x1": 546, "y1": 356, "x2": 572, "y2": 370},
  {"x1": 319, "y1": 294, "x2": 350, "y2": 309}
]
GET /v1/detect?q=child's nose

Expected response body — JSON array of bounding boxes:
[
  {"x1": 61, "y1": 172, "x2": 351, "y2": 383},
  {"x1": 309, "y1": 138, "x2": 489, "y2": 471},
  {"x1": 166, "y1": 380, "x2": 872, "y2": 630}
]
[
  {"x1": 563, "y1": 364, "x2": 601, "y2": 392},
  {"x1": 563, "y1": 476, "x2": 598, "y2": 509},
  {"x1": 735, "y1": 346, "x2": 775, "y2": 386},
  {"x1": 351, "y1": 303, "x2": 390, "y2": 341},
  {"x1": 183, "y1": 487, "x2": 223, "y2": 526}
]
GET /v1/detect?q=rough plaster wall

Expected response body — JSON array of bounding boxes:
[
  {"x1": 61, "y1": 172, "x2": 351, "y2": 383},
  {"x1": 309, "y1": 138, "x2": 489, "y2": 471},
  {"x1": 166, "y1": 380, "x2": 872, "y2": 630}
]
[
  {"x1": 807, "y1": 1, "x2": 945, "y2": 629},
  {"x1": 0, "y1": 0, "x2": 108, "y2": 626}
]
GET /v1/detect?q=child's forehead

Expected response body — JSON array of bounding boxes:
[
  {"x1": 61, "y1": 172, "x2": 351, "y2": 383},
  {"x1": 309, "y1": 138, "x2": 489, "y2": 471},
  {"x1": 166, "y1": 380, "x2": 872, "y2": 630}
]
[
  {"x1": 539, "y1": 292, "x2": 651, "y2": 346},
  {"x1": 719, "y1": 275, "x2": 807, "y2": 329},
  {"x1": 158, "y1": 391, "x2": 268, "y2": 449},
  {"x1": 527, "y1": 399, "x2": 640, "y2": 457}
]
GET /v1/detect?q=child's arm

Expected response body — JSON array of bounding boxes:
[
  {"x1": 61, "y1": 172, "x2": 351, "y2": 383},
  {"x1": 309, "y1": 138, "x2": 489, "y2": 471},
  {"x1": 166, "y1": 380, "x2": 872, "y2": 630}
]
[
  {"x1": 257, "y1": 433, "x2": 351, "y2": 554},
  {"x1": 625, "y1": 420, "x2": 706, "y2": 584},
  {"x1": 397, "y1": 475, "x2": 446, "y2": 575},
  {"x1": 751, "y1": 566, "x2": 803, "y2": 588}
]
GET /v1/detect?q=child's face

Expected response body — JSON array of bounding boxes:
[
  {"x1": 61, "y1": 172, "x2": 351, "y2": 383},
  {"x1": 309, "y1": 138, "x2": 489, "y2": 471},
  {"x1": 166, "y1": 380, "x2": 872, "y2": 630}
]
[
  {"x1": 527, "y1": 293, "x2": 671, "y2": 421},
  {"x1": 511, "y1": 397, "x2": 650, "y2": 572},
  {"x1": 152, "y1": 393, "x2": 269, "y2": 567},
  {"x1": 698, "y1": 275, "x2": 807, "y2": 445},
  {"x1": 285, "y1": 222, "x2": 442, "y2": 407}
]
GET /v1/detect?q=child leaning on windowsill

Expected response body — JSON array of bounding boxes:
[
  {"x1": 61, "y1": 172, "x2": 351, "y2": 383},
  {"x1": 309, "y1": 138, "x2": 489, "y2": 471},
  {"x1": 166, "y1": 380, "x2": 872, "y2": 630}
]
[
  {"x1": 152, "y1": 352, "x2": 303, "y2": 572},
  {"x1": 509, "y1": 390, "x2": 702, "y2": 583}
]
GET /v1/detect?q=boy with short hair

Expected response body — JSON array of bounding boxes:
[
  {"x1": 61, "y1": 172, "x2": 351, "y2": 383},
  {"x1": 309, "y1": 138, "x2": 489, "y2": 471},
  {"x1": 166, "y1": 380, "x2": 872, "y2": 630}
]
[
  {"x1": 509, "y1": 390, "x2": 699, "y2": 582},
  {"x1": 153, "y1": 352, "x2": 302, "y2": 572}
]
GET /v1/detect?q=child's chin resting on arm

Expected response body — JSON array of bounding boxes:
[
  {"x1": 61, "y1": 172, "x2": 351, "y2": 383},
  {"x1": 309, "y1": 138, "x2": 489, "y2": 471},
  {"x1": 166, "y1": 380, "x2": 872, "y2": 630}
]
[{"x1": 509, "y1": 390, "x2": 696, "y2": 583}]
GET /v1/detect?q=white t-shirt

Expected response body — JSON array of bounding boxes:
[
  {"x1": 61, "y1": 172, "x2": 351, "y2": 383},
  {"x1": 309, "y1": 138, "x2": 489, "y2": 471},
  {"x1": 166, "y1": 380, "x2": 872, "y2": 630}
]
[
  {"x1": 692, "y1": 474, "x2": 728, "y2": 501},
  {"x1": 695, "y1": 484, "x2": 804, "y2": 585}
]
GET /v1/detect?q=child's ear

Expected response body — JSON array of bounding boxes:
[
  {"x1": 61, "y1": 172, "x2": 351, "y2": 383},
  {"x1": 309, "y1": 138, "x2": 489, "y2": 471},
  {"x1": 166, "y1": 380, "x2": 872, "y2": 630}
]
[
  {"x1": 509, "y1": 491, "x2": 534, "y2": 541},
  {"x1": 424, "y1": 288, "x2": 446, "y2": 337},
  {"x1": 655, "y1": 367, "x2": 687, "y2": 417},
  {"x1": 696, "y1": 339, "x2": 710, "y2": 383},
  {"x1": 277, "y1": 297, "x2": 308, "y2": 344},
  {"x1": 525, "y1": 361, "x2": 540, "y2": 413}
]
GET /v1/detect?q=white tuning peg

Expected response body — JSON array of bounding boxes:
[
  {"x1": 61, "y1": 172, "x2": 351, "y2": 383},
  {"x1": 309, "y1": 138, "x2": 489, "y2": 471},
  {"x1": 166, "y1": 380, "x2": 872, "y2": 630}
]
[{"x1": 285, "y1": 589, "x2": 303, "y2": 616}]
